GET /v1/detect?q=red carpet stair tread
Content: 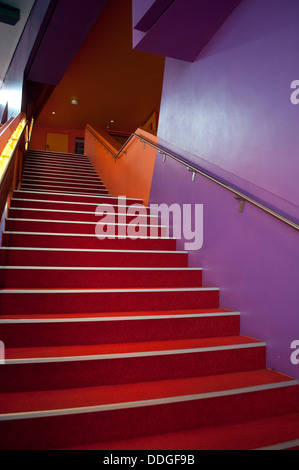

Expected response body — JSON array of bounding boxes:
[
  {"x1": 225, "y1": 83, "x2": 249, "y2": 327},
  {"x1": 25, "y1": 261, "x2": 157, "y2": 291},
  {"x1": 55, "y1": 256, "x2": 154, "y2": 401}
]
[{"x1": 0, "y1": 149, "x2": 298, "y2": 450}]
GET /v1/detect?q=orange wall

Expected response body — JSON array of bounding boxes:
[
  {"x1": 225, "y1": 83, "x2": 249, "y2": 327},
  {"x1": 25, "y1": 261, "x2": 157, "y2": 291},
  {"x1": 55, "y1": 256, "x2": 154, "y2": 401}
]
[
  {"x1": 84, "y1": 125, "x2": 157, "y2": 206},
  {"x1": 29, "y1": 126, "x2": 85, "y2": 154}
]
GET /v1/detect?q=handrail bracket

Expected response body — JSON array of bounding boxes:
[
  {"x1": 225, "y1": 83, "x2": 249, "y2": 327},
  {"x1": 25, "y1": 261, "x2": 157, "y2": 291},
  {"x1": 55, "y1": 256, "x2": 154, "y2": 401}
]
[{"x1": 234, "y1": 194, "x2": 245, "y2": 213}]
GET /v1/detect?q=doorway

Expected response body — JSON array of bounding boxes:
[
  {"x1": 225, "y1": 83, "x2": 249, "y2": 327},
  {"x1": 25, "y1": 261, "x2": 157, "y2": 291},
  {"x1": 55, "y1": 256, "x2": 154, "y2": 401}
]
[{"x1": 46, "y1": 133, "x2": 69, "y2": 153}]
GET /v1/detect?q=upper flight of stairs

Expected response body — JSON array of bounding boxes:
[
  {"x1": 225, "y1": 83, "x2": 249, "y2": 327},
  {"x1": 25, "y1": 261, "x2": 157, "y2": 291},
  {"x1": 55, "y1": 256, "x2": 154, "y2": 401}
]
[{"x1": 0, "y1": 149, "x2": 298, "y2": 450}]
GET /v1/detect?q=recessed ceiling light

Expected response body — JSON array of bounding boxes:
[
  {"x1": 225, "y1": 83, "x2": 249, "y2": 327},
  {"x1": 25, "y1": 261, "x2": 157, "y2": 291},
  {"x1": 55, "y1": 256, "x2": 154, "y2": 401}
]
[
  {"x1": 52, "y1": 111, "x2": 56, "y2": 115},
  {"x1": 71, "y1": 99, "x2": 79, "y2": 105},
  {"x1": 110, "y1": 120, "x2": 115, "y2": 123}
]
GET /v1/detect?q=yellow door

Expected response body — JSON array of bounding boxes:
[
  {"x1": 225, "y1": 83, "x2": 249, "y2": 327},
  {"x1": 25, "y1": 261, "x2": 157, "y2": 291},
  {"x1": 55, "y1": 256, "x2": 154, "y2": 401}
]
[{"x1": 46, "y1": 133, "x2": 69, "y2": 153}]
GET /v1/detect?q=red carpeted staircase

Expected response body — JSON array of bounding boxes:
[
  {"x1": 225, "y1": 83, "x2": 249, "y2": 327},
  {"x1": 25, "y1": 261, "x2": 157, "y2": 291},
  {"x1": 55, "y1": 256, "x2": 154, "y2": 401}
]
[{"x1": 0, "y1": 149, "x2": 298, "y2": 450}]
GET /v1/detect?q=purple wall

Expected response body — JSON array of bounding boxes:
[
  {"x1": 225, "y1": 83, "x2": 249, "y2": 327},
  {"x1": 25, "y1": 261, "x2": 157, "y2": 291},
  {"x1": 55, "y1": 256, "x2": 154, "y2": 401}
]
[
  {"x1": 26, "y1": 0, "x2": 109, "y2": 85},
  {"x1": 150, "y1": 153, "x2": 299, "y2": 381},
  {"x1": 133, "y1": 0, "x2": 173, "y2": 32},
  {"x1": 157, "y1": 0, "x2": 299, "y2": 211},
  {"x1": 133, "y1": 0, "x2": 242, "y2": 62},
  {"x1": 149, "y1": 0, "x2": 299, "y2": 381},
  {"x1": 0, "y1": 0, "x2": 109, "y2": 122},
  {"x1": 0, "y1": 0, "x2": 51, "y2": 121}
]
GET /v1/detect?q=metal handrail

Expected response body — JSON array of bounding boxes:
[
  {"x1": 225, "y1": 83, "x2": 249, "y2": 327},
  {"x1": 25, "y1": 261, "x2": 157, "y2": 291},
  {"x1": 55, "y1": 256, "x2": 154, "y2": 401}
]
[
  {"x1": 86, "y1": 126, "x2": 299, "y2": 231},
  {"x1": 86, "y1": 125, "x2": 117, "y2": 158}
]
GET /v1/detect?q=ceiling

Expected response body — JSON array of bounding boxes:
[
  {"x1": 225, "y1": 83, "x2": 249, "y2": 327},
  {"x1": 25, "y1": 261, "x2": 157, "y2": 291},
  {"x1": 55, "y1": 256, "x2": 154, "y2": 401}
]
[
  {"x1": 0, "y1": 0, "x2": 36, "y2": 86},
  {"x1": 34, "y1": 0, "x2": 165, "y2": 134}
]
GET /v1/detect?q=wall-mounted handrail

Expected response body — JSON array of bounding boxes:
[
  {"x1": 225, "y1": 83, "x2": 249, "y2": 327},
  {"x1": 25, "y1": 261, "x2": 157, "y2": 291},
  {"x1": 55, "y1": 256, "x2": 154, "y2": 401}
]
[
  {"x1": 86, "y1": 126, "x2": 299, "y2": 231},
  {"x1": 86, "y1": 125, "x2": 117, "y2": 158}
]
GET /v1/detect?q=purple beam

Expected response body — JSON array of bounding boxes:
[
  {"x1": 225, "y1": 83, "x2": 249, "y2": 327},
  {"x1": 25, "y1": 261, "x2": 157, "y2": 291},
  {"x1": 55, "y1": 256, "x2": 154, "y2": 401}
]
[
  {"x1": 133, "y1": 0, "x2": 242, "y2": 62},
  {"x1": 26, "y1": 0, "x2": 109, "y2": 85}
]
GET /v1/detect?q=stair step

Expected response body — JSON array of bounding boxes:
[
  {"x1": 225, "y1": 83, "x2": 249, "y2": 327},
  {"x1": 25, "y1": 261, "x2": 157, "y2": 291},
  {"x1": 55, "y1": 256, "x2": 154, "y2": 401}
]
[
  {"x1": 22, "y1": 172, "x2": 103, "y2": 183},
  {"x1": 22, "y1": 177, "x2": 106, "y2": 189},
  {"x1": 25, "y1": 155, "x2": 95, "y2": 167},
  {"x1": 0, "y1": 369, "x2": 297, "y2": 450},
  {"x1": 1, "y1": 233, "x2": 178, "y2": 251},
  {"x1": 0, "y1": 287, "x2": 219, "y2": 315},
  {"x1": 0, "y1": 246, "x2": 184, "y2": 266},
  {"x1": 10, "y1": 197, "x2": 152, "y2": 215},
  {"x1": 23, "y1": 164, "x2": 98, "y2": 177},
  {"x1": 25, "y1": 152, "x2": 93, "y2": 161},
  {"x1": 20, "y1": 183, "x2": 109, "y2": 195},
  {"x1": 0, "y1": 309, "x2": 240, "y2": 347},
  {"x1": 25, "y1": 150, "x2": 89, "y2": 159},
  {"x1": 1, "y1": 336, "x2": 266, "y2": 392},
  {"x1": 62, "y1": 412, "x2": 299, "y2": 450},
  {"x1": 23, "y1": 160, "x2": 99, "y2": 171},
  {"x1": 23, "y1": 162, "x2": 97, "y2": 174},
  {"x1": 5, "y1": 218, "x2": 167, "y2": 236},
  {"x1": 8, "y1": 207, "x2": 157, "y2": 224},
  {"x1": 13, "y1": 190, "x2": 143, "y2": 205},
  {"x1": 0, "y1": 266, "x2": 203, "y2": 288}
]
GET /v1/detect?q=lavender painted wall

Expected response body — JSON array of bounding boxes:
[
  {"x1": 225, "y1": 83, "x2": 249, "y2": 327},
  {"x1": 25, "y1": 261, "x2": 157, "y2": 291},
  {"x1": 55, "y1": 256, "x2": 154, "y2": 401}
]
[
  {"x1": 26, "y1": 0, "x2": 109, "y2": 85},
  {"x1": 150, "y1": 150, "x2": 299, "y2": 382},
  {"x1": 133, "y1": 0, "x2": 241, "y2": 62},
  {"x1": 0, "y1": 0, "x2": 109, "y2": 122},
  {"x1": 133, "y1": 0, "x2": 172, "y2": 31},
  {"x1": 157, "y1": 0, "x2": 299, "y2": 212},
  {"x1": 149, "y1": 0, "x2": 299, "y2": 381},
  {"x1": 0, "y1": 0, "x2": 51, "y2": 121}
]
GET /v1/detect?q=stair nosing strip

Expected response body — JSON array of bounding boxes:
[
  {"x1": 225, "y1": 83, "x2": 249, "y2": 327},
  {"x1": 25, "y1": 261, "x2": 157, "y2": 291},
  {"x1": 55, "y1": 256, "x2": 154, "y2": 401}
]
[
  {"x1": 4, "y1": 342, "x2": 266, "y2": 365},
  {"x1": 22, "y1": 175, "x2": 104, "y2": 183},
  {"x1": 21, "y1": 184, "x2": 109, "y2": 192},
  {"x1": 3, "y1": 231, "x2": 174, "y2": 239},
  {"x1": 23, "y1": 164, "x2": 102, "y2": 174},
  {"x1": 23, "y1": 170, "x2": 98, "y2": 178},
  {"x1": 23, "y1": 166, "x2": 98, "y2": 176},
  {"x1": 22, "y1": 182, "x2": 103, "y2": 187},
  {"x1": 25, "y1": 152, "x2": 87, "y2": 156},
  {"x1": 0, "y1": 266, "x2": 202, "y2": 271},
  {"x1": 0, "y1": 287, "x2": 219, "y2": 293},
  {"x1": 24, "y1": 161, "x2": 95, "y2": 166},
  {"x1": 22, "y1": 170, "x2": 101, "y2": 177},
  {"x1": 24, "y1": 159, "x2": 92, "y2": 165},
  {"x1": 14, "y1": 190, "x2": 142, "y2": 202},
  {"x1": 11, "y1": 198, "x2": 150, "y2": 209},
  {"x1": 25, "y1": 151, "x2": 87, "y2": 156},
  {"x1": 25, "y1": 154, "x2": 86, "y2": 157},
  {"x1": 9, "y1": 207, "x2": 155, "y2": 218},
  {"x1": 25, "y1": 159, "x2": 95, "y2": 165},
  {"x1": 0, "y1": 246, "x2": 184, "y2": 253},
  {"x1": 19, "y1": 190, "x2": 110, "y2": 198},
  {"x1": 25, "y1": 157, "x2": 93, "y2": 162},
  {"x1": 6, "y1": 218, "x2": 166, "y2": 228},
  {"x1": 24, "y1": 164, "x2": 96, "y2": 172},
  {"x1": 23, "y1": 165, "x2": 99, "y2": 172},
  {"x1": 0, "y1": 312, "x2": 240, "y2": 323},
  {"x1": 256, "y1": 438, "x2": 299, "y2": 450},
  {"x1": 24, "y1": 159, "x2": 95, "y2": 168},
  {"x1": 23, "y1": 170, "x2": 96, "y2": 176},
  {"x1": 25, "y1": 154, "x2": 92, "y2": 160},
  {"x1": 22, "y1": 178, "x2": 105, "y2": 186},
  {"x1": 25, "y1": 155, "x2": 94, "y2": 161},
  {"x1": 0, "y1": 380, "x2": 296, "y2": 422},
  {"x1": 22, "y1": 177, "x2": 105, "y2": 185}
]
